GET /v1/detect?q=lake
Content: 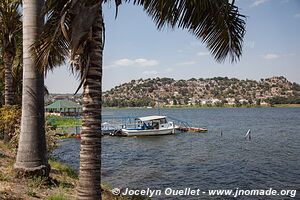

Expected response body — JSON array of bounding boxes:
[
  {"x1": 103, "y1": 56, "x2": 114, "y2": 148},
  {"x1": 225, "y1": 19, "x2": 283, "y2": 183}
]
[{"x1": 52, "y1": 108, "x2": 300, "y2": 199}]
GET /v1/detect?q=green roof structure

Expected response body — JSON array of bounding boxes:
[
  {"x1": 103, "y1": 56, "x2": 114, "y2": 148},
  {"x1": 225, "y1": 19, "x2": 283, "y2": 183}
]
[{"x1": 46, "y1": 100, "x2": 81, "y2": 116}]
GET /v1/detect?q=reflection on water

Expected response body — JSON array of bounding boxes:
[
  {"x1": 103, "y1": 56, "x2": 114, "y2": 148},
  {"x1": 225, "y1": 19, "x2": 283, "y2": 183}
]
[{"x1": 52, "y1": 108, "x2": 300, "y2": 199}]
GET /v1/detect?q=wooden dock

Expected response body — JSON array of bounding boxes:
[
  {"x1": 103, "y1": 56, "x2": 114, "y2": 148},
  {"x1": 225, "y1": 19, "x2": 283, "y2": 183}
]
[{"x1": 177, "y1": 126, "x2": 208, "y2": 133}]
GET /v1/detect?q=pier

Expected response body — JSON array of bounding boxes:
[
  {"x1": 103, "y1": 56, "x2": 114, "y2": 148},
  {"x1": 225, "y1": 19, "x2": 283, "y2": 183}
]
[
  {"x1": 176, "y1": 126, "x2": 208, "y2": 133},
  {"x1": 52, "y1": 115, "x2": 208, "y2": 137},
  {"x1": 167, "y1": 116, "x2": 208, "y2": 133},
  {"x1": 101, "y1": 115, "x2": 208, "y2": 135}
]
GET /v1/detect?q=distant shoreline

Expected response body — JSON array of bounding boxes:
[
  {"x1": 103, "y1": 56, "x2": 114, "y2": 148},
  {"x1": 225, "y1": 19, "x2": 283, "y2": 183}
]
[{"x1": 103, "y1": 104, "x2": 300, "y2": 109}]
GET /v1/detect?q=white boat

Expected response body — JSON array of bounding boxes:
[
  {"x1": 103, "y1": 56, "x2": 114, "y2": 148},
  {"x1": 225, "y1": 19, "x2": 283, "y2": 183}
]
[{"x1": 121, "y1": 115, "x2": 175, "y2": 136}]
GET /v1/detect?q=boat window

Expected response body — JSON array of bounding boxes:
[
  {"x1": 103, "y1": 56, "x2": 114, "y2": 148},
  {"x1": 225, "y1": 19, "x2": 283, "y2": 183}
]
[
  {"x1": 153, "y1": 122, "x2": 159, "y2": 129},
  {"x1": 160, "y1": 118, "x2": 167, "y2": 124}
]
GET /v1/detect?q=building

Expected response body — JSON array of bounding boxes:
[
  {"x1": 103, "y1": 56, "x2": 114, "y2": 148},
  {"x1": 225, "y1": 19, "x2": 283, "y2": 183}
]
[{"x1": 45, "y1": 100, "x2": 82, "y2": 116}]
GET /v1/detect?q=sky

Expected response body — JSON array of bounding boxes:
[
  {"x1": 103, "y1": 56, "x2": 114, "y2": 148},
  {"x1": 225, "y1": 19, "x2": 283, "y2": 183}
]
[{"x1": 45, "y1": 0, "x2": 300, "y2": 93}]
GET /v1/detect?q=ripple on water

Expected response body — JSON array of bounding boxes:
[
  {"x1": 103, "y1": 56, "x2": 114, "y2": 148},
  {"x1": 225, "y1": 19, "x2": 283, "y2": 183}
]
[{"x1": 51, "y1": 108, "x2": 300, "y2": 200}]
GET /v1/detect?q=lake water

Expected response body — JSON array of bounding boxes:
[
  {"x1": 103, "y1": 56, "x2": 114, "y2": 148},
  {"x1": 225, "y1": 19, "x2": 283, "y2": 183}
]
[{"x1": 52, "y1": 108, "x2": 300, "y2": 199}]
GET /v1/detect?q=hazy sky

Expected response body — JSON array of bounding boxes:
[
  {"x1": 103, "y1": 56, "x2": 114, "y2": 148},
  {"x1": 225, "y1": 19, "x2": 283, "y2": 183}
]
[{"x1": 45, "y1": 0, "x2": 300, "y2": 93}]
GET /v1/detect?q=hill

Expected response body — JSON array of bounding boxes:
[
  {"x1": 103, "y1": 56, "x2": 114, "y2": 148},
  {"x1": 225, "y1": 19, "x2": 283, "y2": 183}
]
[{"x1": 103, "y1": 76, "x2": 300, "y2": 107}]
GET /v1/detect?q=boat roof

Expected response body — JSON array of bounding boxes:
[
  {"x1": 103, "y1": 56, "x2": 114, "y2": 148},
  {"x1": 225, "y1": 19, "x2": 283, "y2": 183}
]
[{"x1": 137, "y1": 115, "x2": 167, "y2": 121}]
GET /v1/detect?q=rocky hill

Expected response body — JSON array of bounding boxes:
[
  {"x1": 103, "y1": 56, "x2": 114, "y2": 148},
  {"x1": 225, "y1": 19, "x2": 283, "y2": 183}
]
[{"x1": 103, "y1": 76, "x2": 300, "y2": 107}]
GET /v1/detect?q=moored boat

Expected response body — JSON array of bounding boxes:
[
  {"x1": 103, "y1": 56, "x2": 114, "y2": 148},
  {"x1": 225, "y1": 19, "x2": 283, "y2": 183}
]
[{"x1": 121, "y1": 115, "x2": 175, "y2": 136}]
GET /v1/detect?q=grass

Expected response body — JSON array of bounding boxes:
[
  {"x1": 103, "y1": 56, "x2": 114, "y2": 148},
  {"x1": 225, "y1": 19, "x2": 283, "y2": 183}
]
[
  {"x1": 273, "y1": 104, "x2": 300, "y2": 108},
  {"x1": 46, "y1": 193, "x2": 67, "y2": 200},
  {"x1": 47, "y1": 116, "x2": 82, "y2": 127},
  {"x1": 26, "y1": 189, "x2": 39, "y2": 198},
  {"x1": 0, "y1": 171, "x2": 9, "y2": 181},
  {"x1": 0, "y1": 140, "x2": 150, "y2": 200},
  {"x1": 49, "y1": 158, "x2": 78, "y2": 179}
]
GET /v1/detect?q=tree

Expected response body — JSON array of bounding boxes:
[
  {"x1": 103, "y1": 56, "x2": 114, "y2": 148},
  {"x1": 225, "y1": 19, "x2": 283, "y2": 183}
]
[
  {"x1": 0, "y1": 61, "x2": 3, "y2": 106},
  {"x1": 0, "y1": 0, "x2": 22, "y2": 106},
  {"x1": 14, "y1": 0, "x2": 50, "y2": 177},
  {"x1": 255, "y1": 98, "x2": 261, "y2": 106},
  {"x1": 0, "y1": 55, "x2": 23, "y2": 107},
  {"x1": 35, "y1": 0, "x2": 245, "y2": 199}
]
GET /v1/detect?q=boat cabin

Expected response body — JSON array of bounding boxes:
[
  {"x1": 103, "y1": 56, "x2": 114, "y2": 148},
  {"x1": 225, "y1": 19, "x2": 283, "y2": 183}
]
[
  {"x1": 136, "y1": 115, "x2": 169, "y2": 130},
  {"x1": 121, "y1": 115, "x2": 175, "y2": 136}
]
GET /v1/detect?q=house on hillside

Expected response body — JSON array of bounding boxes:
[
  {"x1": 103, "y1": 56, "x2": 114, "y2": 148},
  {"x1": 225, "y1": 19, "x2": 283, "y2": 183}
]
[{"x1": 45, "y1": 100, "x2": 82, "y2": 116}]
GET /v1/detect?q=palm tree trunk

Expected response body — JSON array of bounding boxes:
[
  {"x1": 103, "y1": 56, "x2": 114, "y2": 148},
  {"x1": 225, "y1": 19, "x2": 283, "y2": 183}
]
[
  {"x1": 3, "y1": 51, "x2": 14, "y2": 106},
  {"x1": 77, "y1": 5, "x2": 103, "y2": 200},
  {"x1": 14, "y1": 0, "x2": 49, "y2": 177},
  {"x1": 3, "y1": 51, "x2": 14, "y2": 142}
]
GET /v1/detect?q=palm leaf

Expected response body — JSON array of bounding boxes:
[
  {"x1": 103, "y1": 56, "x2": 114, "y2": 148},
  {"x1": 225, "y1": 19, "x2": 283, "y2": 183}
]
[
  {"x1": 128, "y1": 0, "x2": 245, "y2": 63},
  {"x1": 35, "y1": 0, "x2": 245, "y2": 92},
  {"x1": 34, "y1": 0, "x2": 101, "y2": 75},
  {"x1": 33, "y1": 0, "x2": 70, "y2": 74}
]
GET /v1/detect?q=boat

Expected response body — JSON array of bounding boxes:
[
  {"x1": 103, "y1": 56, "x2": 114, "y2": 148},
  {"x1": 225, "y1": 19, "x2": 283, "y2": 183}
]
[
  {"x1": 121, "y1": 115, "x2": 175, "y2": 136},
  {"x1": 101, "y1": 122, "x2": 123, "y2": 136}
]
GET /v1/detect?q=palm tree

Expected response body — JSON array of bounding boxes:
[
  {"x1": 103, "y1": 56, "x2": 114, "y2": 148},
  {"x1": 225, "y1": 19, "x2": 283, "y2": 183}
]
[
  {"x1": 0, "y1": 0, "x2": 22, "y2": 106},
  {"x1": 0, "y1": 0, "x2": 22, "y2": 142},
  {"x1": 0, "y1": 61, "x2": 4, "y2": 106},
  {"x1": 35, "y1": 0, "x2": 245, "y2": 199},
  {"x1": 14, "y1": 0, "x2": 50, "y2": 177}
]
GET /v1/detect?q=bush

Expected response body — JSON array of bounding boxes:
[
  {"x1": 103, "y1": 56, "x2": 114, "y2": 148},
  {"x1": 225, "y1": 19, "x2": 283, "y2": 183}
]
[
  {"x1": 0, "y1": 106, "x2": 57, "y2": 153},
  {"x1": 0, "y1": 106, "x2": 21, "y2": 144}
]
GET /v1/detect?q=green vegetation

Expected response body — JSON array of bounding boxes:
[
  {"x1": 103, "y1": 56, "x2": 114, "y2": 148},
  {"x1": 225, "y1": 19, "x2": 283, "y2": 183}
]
[
  {"x1": 0, "y1": 106, "x2": 21, "y2": 143},
  {"x1": 103, "y1": 97, "x2": 154, "y2": 108},
  {"x1": 0, "y1": 140, "x2": 151, "y2": 199},
  {"x1": 265, "y1": 96, "x2": 300, "y2": 105},
  {"x1": 46, "y1": 194, "x2": 67, "y2": 200},
  {"x1": 47, "y1": 115, "x2": 82, "y2": 127},
  {"x1": 0, "y1": 106, "x2": 58, "y2": 154},
  {"x1": 103, "y1": 76, "x2": 300, "y2": 108},
  {"x1": 27, "y1": 189, "x2": 38, "y2": 198},
  {"x1": 1, "y1": 0, "x2": 246, "y2": 198},
  {"x1": 46, "y1": 116, "x2": 82, "y2": 136},
  {"x1": 49, "y1": 158, "x2": 78, "y2": 179}
]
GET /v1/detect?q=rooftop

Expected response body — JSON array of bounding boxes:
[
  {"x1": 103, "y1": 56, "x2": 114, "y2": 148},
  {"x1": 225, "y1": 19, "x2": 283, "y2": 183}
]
[
  {"x1": 46, "y1": 100, "x2": 81, "y2": 110},
  {"x1": 137, "y1": 115, "x2": 167, "y2": 121}
]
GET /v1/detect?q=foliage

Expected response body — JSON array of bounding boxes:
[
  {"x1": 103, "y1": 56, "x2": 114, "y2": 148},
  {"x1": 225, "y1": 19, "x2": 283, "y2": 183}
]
[
  {"x1": 47, "y1": 115, "x2": 82, "y2": 128},
  {"x1": 33, "y1": 0, "x2": 246, "y2": 74},
  {"x1": 27, "y1": 190, "x2": 38, "y2": 198},
  {"x1": 46, "y1": 194, "x2": 67, "y2": 200},
  {"x1": 0, "y1": 105, "x2": 21, "y2": 142},
  {"x1": 33, "y1": 1, "x2": 246, "y2": 198},
  {"x1": 265, "y1": 96, "x2": 300, "y2": 105},
  {"x1": 129, "y1": 0, "x2": 245, "y2": 63},
  {"x1": 27, "y1": 176, "x2": 50, "y2": 188},
  {"x1": 0, "y1": 170, "x2": 10, "y2": 181},
  {"x1": 0, "y1": 0, "x2": 23, "y2": 106},
  {"x1": 45, "y1": 124, "x2": 59, "y2": 154},
  {"x1": 103, "y1": 98, "x2": 153, "y2": 107},
  {"x1": 49, "y1": 158, "x2": 79, "y2": 179},
  {"x1": 0, "y1": 106, "x2": 58, "y2": 152},
  {"x1": 0, "y1": 43, "x2": 23, "y2": 106},
  {"x1": 0, "y1": 64, "x2": 3, "y2": 106},
  {"x1": 104, "y1": 76, "x2": 300, "y2": 107}
]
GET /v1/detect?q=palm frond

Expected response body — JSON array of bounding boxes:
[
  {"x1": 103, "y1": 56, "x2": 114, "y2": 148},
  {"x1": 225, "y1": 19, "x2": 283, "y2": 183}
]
[
  {"x1": 33, "y1": 0, "x2": 71, "y2": 74},
  {"x1": 0, "y1": 0, "x2": 22, "y2": 56},
  {"x1": 128, "y1": 0, "x2": 246, "y2": 63},
  {"x1": 34, "y1": 0, "x2": 101, "y2": 76}
]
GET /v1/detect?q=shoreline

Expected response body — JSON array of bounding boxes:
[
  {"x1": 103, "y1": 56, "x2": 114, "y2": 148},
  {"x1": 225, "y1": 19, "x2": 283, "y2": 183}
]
[
  {"x1": 0, "y1": 140, "x2": 149, "y2": 199},
  {"x1": 103, "y1": 104, "x2": 300, "y2": 110}
]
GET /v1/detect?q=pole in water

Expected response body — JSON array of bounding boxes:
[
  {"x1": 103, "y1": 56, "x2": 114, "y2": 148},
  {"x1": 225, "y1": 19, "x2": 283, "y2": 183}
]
[
  {"x1": 244, "y1": 129, "x2": 251, "y2": 140},
  {"x1": 221, "y1": 131, "x2": 223, "y2": 137}
]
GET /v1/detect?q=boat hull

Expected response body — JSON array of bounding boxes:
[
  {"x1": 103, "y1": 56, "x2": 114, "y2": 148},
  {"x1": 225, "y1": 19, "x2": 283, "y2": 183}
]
[{"x1": 121, "y1": 128, "x2": 175, "y2": 136}]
